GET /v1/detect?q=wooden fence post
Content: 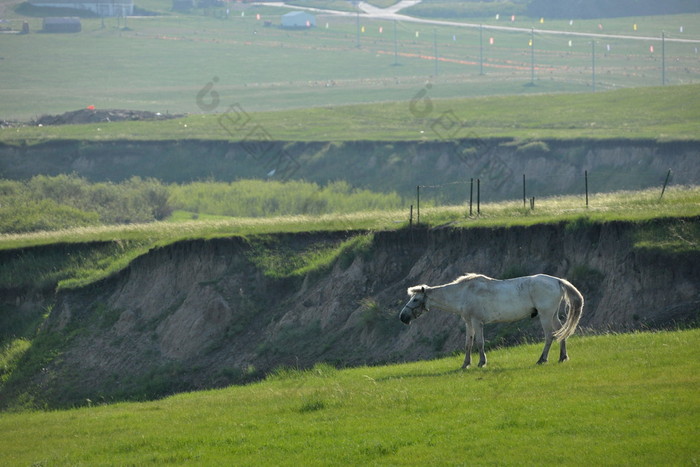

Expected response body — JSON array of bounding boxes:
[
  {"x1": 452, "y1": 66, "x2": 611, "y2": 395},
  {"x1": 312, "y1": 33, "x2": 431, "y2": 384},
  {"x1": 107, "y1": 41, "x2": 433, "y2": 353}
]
[
  {"x1": 477, "y1": 178, "x2": 481, "y2": 215},
  {"x1": 659, "y1": 169, "x2": 672, "y2": 200},
  {"x1": 469, "y1": 178, "x2": 474, "y2": 216},
  {"x1": 416, "y1": 185, "x2": 420, "y2": 225}
]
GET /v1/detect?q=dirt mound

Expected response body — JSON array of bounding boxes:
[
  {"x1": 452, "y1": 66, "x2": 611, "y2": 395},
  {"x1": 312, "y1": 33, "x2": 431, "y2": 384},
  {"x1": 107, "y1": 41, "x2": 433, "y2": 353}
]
[{"x1": 33, "y1": 108, "x2": 183, "y2": 126}]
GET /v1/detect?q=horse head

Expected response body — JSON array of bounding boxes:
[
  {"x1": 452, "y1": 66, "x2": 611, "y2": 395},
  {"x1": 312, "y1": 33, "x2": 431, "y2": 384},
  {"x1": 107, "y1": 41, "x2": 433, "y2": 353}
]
[{"x1": 399, "y1": 285, "x2": 428, "y2": 324}]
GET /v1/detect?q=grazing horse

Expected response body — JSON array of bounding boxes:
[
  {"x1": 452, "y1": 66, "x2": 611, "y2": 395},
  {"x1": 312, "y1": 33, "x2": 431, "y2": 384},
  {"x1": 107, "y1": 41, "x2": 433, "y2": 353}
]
[{"x1": 399, "y1": 273, "x2": 584, "y2": 368}]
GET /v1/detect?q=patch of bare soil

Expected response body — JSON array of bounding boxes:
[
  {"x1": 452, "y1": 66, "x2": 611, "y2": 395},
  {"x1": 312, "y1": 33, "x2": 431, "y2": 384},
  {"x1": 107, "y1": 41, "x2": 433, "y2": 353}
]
[{"x1": 32, "y1": 108, "x2": 183, "y2": 126}]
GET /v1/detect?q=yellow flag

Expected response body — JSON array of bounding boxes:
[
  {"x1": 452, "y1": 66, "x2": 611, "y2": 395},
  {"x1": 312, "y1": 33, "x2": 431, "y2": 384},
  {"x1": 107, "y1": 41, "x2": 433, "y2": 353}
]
[{"x1": 633, "y1": 24, "x2": 637, "y2": 31}]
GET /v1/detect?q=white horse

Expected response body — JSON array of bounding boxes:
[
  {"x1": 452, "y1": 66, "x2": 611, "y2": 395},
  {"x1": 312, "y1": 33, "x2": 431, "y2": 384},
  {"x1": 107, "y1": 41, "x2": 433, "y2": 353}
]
[{"x1": 399, "y1": 273, "x2": 584, "y2": 368}]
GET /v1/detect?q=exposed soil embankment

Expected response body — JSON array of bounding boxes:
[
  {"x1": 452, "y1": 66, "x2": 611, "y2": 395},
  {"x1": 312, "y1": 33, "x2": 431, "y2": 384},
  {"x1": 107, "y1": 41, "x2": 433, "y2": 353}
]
[
  {"x1": 1, "y1": 139, "x2": 698, "y2": 202},
  {"x1": 2, "y1": 219, "x2": 698, "y2": 409}
]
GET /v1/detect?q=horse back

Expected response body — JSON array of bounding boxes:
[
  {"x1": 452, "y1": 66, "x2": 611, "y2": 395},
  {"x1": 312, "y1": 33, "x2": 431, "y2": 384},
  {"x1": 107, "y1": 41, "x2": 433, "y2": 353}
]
[{"x1": 466, "y1": 275, "x2": 562, "y2": 323}]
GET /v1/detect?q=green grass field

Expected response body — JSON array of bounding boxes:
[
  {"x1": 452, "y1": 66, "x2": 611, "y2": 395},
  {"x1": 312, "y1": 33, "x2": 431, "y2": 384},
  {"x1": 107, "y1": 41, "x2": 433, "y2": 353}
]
[
  {"x1": 3, "y1": 82, "x2": 699, "y2": 143},
  {"x1": 1, "y1": 0, "x2": 699, "y2": 120},
  {"x1": 0, "y1": 329, "x2": 697, "y2": 465}
]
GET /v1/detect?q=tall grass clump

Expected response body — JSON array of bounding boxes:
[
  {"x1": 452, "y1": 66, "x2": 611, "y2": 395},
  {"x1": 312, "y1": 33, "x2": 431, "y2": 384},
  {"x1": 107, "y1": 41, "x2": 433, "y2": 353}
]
[
  {"x1": 168, "y1": 180, "x2": 403, "y2": 218},
  {"x1": 0, "y1": 175, "x2": 171, "y2": 234}
]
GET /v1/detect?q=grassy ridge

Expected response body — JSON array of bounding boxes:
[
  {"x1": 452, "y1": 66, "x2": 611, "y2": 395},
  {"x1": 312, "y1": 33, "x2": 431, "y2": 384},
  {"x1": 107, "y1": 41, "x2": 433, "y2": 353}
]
[
  {"x1": 0, "y1": 329, "x2": 697, "y2": 464},
  {"x1": 1, "y1": 186, "x2": 698, "y2": 292},
  {"x1": 3, "y1": 84, "x2": 699, "y2": 143}
]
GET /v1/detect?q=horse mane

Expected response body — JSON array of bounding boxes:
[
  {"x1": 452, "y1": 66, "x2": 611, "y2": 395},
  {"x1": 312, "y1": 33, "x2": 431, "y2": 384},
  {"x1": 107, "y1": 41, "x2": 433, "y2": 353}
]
[
  {"x1": 452, "y1": 273, "x2": 493, "y2": 284},
  {"x1": 408, "y1": 274, "x2": 493, "y2": 295}
]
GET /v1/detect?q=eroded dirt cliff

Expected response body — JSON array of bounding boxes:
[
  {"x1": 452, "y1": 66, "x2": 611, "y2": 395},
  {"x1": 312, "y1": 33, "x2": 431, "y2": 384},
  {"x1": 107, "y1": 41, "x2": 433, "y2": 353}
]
[{"x1": 4, "y1": 219, "x2": 699, "y2": 408}]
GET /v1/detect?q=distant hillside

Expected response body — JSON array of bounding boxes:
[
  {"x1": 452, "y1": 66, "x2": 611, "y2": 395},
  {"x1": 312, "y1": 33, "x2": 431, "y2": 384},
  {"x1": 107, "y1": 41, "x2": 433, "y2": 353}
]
[{"x1": 526, "y1": 0, "x2": 700, "y2": 19}]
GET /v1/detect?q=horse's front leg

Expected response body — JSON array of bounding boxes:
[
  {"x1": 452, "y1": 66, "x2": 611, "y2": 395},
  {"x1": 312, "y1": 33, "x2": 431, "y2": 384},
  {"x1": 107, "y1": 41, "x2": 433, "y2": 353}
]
[
  {"x1": 462, "y1": 323, "x2": 474, "y2": 369},
  {"x1": 475, "y1": 322, "x2": 487, "y2": 368}
]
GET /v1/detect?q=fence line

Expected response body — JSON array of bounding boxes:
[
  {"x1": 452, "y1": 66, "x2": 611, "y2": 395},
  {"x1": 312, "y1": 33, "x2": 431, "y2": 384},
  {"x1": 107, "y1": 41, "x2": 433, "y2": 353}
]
[{"x1": 411, "y1": 168, "x2": 690, "y2": 224}]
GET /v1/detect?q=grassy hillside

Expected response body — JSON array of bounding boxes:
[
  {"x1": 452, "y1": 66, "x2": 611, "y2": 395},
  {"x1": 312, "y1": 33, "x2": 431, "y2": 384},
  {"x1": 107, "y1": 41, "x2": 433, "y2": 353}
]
[
  {"x1": 2, "y1": 83, "x2": 699, "y2": 143},
  {"x1": 0, "y1": 329, "x2": 698, "y2": 464}
]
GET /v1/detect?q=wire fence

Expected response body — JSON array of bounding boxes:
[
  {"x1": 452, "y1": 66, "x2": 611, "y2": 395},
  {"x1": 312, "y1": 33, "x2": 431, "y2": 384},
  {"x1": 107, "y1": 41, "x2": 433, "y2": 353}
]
[{"x1": 410, "y1": 167, "x2": 697, "y2": 225}]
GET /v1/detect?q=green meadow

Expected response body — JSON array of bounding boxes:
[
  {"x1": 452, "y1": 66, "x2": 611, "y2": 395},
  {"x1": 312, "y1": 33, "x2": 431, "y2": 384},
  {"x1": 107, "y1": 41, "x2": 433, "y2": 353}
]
[{"x1": 0, "y1": 329, "x2": 698, "y2": 465}]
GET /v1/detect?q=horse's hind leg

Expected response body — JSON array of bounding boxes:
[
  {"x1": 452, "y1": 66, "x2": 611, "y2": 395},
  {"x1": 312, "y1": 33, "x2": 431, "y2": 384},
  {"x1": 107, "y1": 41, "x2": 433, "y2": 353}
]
[
  {"x1": 553, "y1": 310, "x2": 569, "y2": 362},
  {"x1": 537, "y1": 336, "x2": 553, "y2": 364},
  {"x1": 559, "y1": 338, "x2": 569, "y2": 362},
  {"x1": 537, "y1": 317, "x2": 554, "y2": 364}
]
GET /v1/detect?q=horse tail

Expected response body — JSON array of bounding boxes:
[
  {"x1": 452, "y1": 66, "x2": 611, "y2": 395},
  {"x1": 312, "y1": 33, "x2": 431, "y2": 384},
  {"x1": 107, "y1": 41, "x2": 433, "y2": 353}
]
[{"x1": 553, "y1": 278, "x2": 584, "y2": 342}]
